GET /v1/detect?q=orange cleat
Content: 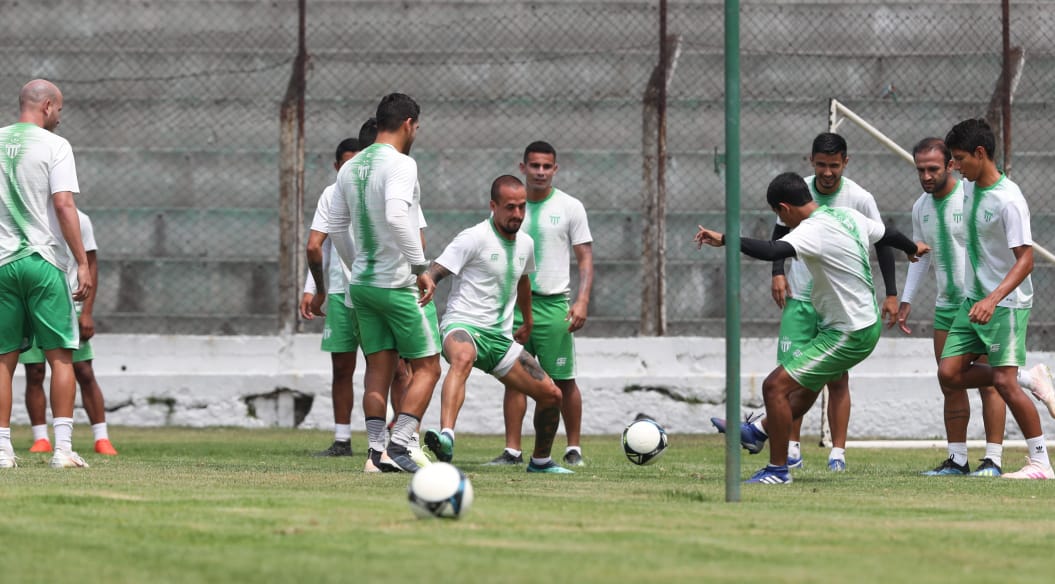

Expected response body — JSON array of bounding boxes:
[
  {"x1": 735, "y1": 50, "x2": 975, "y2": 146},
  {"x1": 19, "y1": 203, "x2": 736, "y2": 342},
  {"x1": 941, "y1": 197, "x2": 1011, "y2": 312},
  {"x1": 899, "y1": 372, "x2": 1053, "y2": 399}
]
[
  {"x1": 94, "y1": 438, "x2": 118, "y2": 456},
  {"x1": 29, "y1": 438, "x2": 53, "y2": 453}
]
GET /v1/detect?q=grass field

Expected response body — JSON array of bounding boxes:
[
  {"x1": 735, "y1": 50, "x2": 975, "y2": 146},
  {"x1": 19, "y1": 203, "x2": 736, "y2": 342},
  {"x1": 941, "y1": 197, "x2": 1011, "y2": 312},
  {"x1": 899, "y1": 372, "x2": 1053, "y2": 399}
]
[{"x1": 2, "y1": 427, "x2": 1053, "y2": 584}]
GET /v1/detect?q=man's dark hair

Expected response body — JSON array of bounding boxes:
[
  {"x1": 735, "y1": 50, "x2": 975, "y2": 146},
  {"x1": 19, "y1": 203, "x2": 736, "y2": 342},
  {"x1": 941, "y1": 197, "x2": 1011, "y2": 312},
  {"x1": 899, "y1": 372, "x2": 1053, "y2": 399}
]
[
  {"x1": 912, "y1": 137, "x2": 951, "y2": 165},
  {"x1": 335, "y1": 138, "x2": 360, "y2": 163},
  {"x1": 767, "y1": 172, "x2": 813, "y2": 208},
  {"x1": 375, "y1": 93, "x2": 419, "y2": 132},
  {"x1": 945, "y1": 119, "x2": 995, "y2": 160},
  {"x1": 358, "y1": 117, "x2": 378, "y2": 147},
  {"x1": 811, "y1": 132, "x2": 848, "y2": 158},
  {"x1": 491, "y1": 175, "x2": 524, "y2": 202},
  {"x1": 523, "y1": 141, "x2": 557, "y2": 162}
]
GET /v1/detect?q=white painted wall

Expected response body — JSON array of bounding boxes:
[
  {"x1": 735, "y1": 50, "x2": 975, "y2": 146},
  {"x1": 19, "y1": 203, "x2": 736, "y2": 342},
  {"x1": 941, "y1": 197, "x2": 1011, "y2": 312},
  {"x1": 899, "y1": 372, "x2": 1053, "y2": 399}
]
[{"x1": 9, "y1": 334, "x2": 1052, "y2": 440}]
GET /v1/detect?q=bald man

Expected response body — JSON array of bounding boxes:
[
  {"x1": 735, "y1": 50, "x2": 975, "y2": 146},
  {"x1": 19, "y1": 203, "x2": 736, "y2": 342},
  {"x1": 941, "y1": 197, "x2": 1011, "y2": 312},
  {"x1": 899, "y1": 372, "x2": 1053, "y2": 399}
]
[{"x1": 0, "y1": 79, "x2": 91, "y2": 469}]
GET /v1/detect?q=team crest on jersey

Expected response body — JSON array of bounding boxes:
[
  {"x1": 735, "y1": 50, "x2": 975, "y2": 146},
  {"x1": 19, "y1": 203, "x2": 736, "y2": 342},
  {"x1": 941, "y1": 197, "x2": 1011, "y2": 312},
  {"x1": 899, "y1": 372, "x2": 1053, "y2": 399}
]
[
  {"x1": 953, "y1": 212, "x2": 963, "y2": 223},
  {"x1": 923, "y1": 214, "x2": 929, "y2": 224},
  {"x1": 518, "y1": 255, "x2": 526, "y2": 266},
  {"x1": 984, "y1": 210, "x2": 994, "y2": 222},
  {"x1": 5, "y1": 143, "x2": 20, "y2": 158},
  {"x1": 490, "y1": 252, "x2": 499, "y2": 261},
  {"x1": 550, "y1": 215, "x2": 560, "y2": 225}
]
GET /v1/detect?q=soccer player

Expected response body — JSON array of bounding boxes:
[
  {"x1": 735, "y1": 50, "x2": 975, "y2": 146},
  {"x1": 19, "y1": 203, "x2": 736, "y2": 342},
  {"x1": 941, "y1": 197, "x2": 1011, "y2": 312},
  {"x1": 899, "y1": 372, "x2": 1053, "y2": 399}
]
[
  {"x1": 327, "y1": 93, "x2": 440, "y2": 473},
  {"x1": 21, "y1": 209, "x2": 118, "y2": 456},
  {"x1": 716, "y1": 133, "x2": 897, "y2": 472},
  {"x1": 301, "y1": 136, "x2": 362, "y2": 459},
  {"x1": 936, "y1": 119, "x2": 1055, "y2": 480},
  {"x1": 487, "y1": 141, "x2": 593, "y2": 467},
  {"x1": 696, "y1": 172, "x2": 926, "y2": 484},
  {"x1": 0, "y1": 79, "x2": 92, "y2": 469},
  {"x1": 896, "y1": 137, "x2": 1016, "y2": 477},
  {"x1": 421, "y1": 175, "x2": 572, "y2": 474}
]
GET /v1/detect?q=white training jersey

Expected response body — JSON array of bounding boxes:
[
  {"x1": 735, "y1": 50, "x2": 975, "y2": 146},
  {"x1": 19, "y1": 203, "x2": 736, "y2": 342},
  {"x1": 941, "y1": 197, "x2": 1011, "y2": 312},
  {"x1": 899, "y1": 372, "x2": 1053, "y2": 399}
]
[
  {"x1": 521, "y1": 187, "x2": 591, "y2": 296},
  {"x1": 436, "y1": 218, "x2": 536, "y2": 337},
  {"x1": 962, "y1": 175, "x2": 1033, "y2": 309},
  {"x1": 780, "y1": 176, "x2": 881, "y2": 301},
  {"x1": 304, "y1": 184, "x2": 351, "y2": 299},
  {"x1": 330, "y1": 143, "x2": 425, "y2": 289},
  {"x1": 780, "y1": 206, "x2": 885, "y2": 332},
  {"x1": 0, "y1": 122, "x2": 80, "y2": 269},
  {"x1": 902, "y1": 181, "x2": 967, "y2": 308}
]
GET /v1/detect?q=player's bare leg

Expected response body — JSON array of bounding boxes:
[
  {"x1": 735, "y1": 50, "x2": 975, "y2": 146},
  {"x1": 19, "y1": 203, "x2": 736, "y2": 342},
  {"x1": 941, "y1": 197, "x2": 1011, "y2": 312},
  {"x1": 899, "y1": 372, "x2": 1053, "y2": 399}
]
[
  {"x1": 22, "y1": 363, "x2": 51, "y2": 452},
  {"x1": 826, "y1": 373, "x2": 850, "y2": 470},
  {"x1": 315, "y1": 351, "x2": 355, "y2": 457},
  {"x1": 0, "y1": 351, "x2": 18, "y2": 467},
  {"x1": 362, "y1": 349, "x2": 397, "y2": 471},
  {"x1": 759, "y1": 367, "x2": 822, "y2": 468},
  {"x1": 423, "y1": 331, "x2": 474, "y2": 463},
  {"x1": 555, "y1": 378, "x2": 583, "y2": 465},
  {"x1": 382, "y1": 352, "x2": 441, "y2": 472},
  {"x1": 502, "y1": 352, "x2": 570, "y2": 473},
  {"x1": 44, "y1": 348, "x2": 87, "y2": 467},
  {"x1": 75, "y1": 360, "x2": 118, "y2": 456}
]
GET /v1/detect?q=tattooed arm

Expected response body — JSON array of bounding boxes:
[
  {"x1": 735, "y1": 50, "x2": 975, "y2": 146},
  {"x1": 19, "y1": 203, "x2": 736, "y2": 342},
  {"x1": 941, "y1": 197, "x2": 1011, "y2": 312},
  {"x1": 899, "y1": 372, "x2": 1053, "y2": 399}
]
[{"x1": 418, "y1": 261, "x2": 452, "y2": 306}]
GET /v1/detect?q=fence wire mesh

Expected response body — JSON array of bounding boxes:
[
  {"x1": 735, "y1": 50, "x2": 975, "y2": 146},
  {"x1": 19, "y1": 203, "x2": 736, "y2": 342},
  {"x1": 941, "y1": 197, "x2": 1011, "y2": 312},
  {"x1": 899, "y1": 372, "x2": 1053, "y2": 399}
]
[{"x1": 2, "y1": 0, "x2": 1053, "y2": 347}]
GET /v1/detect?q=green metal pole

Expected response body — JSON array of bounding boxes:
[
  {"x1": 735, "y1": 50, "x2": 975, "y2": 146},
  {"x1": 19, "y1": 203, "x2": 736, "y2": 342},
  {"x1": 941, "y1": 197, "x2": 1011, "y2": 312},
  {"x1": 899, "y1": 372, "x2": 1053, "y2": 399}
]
[{"x1": 723, "y1": 0, "x2": 742, "y2": 502}]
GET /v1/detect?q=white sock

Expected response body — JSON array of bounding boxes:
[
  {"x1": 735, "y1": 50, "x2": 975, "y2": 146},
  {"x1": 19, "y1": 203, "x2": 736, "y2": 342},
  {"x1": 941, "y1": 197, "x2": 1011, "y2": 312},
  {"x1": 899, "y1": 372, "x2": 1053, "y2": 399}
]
[
  {"x1": 788, "y1": 441, "x2": 801, "y2": 460},
  {"x1": 365, "y1": 417, "x2": 387, "y2": 452},
  {"x1": 829, "y1": 447, "x2": 846, "y2": 462},
  {"x1": 565, "y1": 445, "x2": 582, "y2": 455},
  {"x1": 1025, "y1": 435, "x2": 1051, "y2": 467},
  {"x1": 31, "y1": 424, "x2": 49, "y2": 442},
  {"x1": 390, "y1": 414, "x2": 419, "y2": 448},
  {"x1": 0, "y1": 427, "x2": 11, "y2": 455},
  {"x1": 948, "y1": 442, "x2": 968, "y2": 466},
  {"x1": 984, "y1": 442, "x2": 1003, "y2": 467},
  {"x1": 505, "y1": 447, "x2": 523, "y2": 457},
  {"x1": 91, "y1": 422, "x2": 109, "y2": 441},
  {"x1": 441, "y1": 428, "x2": 455, "y2": 442},
  {"x1": 530, "y1": 456, "x2": 552, "y2": 467},
  {"x1": 334, "y1": 423, "x2": 352, "y2": 442},
  {"x1": 1018, "y1": 367, "x2": 1035, "y2": 390},
  {"x1": 53, "y1": 417, "x2": 74, "y2": 452}
]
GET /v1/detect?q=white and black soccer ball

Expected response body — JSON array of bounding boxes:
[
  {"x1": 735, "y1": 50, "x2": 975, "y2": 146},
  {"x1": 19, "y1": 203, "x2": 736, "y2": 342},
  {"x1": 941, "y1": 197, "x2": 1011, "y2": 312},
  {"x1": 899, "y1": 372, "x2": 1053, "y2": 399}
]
[
  {"x1": 407, "y1": 462, "x2": 474, "y2": 519},
  {"x1": 622, "y1": 418, "x2": 669, "y2": 465}
]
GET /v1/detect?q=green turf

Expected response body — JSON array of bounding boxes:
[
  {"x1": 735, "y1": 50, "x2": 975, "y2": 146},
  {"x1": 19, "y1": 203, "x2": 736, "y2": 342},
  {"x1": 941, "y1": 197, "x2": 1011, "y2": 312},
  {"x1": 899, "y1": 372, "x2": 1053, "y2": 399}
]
[{"x1": 2, "y1": 428, "x2": 1052, "y2": 583}]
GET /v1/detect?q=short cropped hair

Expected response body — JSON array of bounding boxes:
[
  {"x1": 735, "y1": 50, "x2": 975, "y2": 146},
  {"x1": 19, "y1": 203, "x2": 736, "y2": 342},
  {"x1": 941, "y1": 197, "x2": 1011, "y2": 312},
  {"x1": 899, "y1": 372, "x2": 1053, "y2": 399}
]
[
  {"x1": 491, "y1": 175, "x2": 524, "y2": 202},
  {"x1": 376, "y1": 93, "x2": 419, "y2": 132},
  {"x1": 524, "y1": 141, "x2": 557, "y2": 162},
  {"x1": 945, "y1": 119, "x2": 995, "y2": 160},
  {"x1": 911, "y1": 137, "x2": 951, "y2": 165},
  {"x1": 766, "y1": 172, "x2": 813, "y2": 208},
  {"x1": 335, "y1": 138, "x2": 360, "y2": 163},
  {"x1": 358, "y1": 117, "x2": 378, "y2": 147},
  {"x1": 811, "y1": 132, "x2": 848, "y2": 158}
]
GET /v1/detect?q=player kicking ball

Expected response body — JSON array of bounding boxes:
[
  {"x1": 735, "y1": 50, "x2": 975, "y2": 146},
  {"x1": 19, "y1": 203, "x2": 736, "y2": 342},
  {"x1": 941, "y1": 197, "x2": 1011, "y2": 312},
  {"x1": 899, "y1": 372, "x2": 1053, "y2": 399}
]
[
  {"x1": 421, "y1": 175, "x2": 572, "y2": 474},
  {"x1": 696, "y1": 172, "x2": 926, "y2": 484}
]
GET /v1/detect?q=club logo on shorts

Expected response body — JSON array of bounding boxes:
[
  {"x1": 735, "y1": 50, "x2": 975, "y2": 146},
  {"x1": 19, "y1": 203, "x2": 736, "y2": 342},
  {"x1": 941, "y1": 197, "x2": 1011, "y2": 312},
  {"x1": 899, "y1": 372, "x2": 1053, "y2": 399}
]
[
  {"x1": 989, "y1": 343, "x2": 1001, "y2": 353},
  {"x1": 556, "y1": 357, "x2": 567, "y2": 367},
  {"x1": 323, "y1": 326, "x2": 332, "y2": 340},
  {"x1": 780, "y1": 337, "x2": 792, "y2": 353}
]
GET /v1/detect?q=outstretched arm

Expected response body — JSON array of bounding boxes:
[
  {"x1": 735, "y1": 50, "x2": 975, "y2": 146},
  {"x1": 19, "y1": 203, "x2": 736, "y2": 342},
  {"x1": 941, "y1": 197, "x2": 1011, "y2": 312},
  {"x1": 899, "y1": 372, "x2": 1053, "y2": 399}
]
[{"x1": 695, "y1": 226, "x2": 797, "y2": 261}]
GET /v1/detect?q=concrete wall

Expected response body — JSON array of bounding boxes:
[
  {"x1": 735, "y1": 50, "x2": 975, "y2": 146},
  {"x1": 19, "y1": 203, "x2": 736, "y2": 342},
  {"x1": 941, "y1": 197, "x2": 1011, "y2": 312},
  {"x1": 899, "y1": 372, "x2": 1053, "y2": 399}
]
[{"x1": 10, "y1": 334, "x2": 1054, "y2": 440}]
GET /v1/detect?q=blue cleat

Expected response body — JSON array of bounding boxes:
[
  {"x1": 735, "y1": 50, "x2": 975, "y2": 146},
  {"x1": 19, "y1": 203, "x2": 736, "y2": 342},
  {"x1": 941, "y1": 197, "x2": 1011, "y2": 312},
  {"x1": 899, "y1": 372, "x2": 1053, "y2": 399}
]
[
  {"x1": 968, "y1": 458, "x2": 1002, "y2": 477},
  {"x1": 711, "y1": 414, "x2": 768, "y2": 454},
  {"x1": 424, "y1": 429, "x2": 454, "y2": 463},
  {"x1": 828, "y1": 458, "x2": 848, "y2": 472},
  {"x1": 787, "y1": 455, "x2": 804, "y2": 469},
  {"x1": 745, "y1": 465, "x2": 792, "y2": 484},
  {"x1": 526, "y1": 459, "x2": 575, "y2": 474},
  {"x1": 921, "y1": 457, "x2": 968, "y2": 476}
]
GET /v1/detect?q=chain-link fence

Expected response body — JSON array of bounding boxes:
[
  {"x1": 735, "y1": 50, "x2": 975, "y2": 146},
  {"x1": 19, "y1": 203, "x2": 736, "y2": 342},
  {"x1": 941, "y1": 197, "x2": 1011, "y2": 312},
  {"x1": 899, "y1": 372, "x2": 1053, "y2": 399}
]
[{"x1": 3, "y1": 0, "x2": 1053, "y2": 346}]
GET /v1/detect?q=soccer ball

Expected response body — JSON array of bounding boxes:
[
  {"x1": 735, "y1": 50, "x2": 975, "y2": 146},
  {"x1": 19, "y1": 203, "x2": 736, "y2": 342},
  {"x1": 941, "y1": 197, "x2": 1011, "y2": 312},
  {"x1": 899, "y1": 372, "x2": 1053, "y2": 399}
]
[
  {"x1": 407, "y1": 462, "x2": 474, "y2": 519},
  {"x1": 622, "y1": 418, "x2": 669, "y2": 465}
]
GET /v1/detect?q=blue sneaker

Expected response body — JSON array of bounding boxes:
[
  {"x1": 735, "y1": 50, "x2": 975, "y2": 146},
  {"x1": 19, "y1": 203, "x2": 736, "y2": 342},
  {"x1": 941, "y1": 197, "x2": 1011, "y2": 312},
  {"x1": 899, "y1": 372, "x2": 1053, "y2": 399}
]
[
  {"x1": 968, "y1": 458, "x2": 1002, "y2": 477},
  {"x1": 526, "y1": 459, "x2": 575, "y2": 474},
  {"x1": 710, "y1": 414, "x2": 768, "y2": 454},
  {"x1": 921, "y1": 457, "x2": 969, "y2": 476},
  {"x1": 787, "y1": 455, "x2": 804, "y2": 469},
  {"x1": 828, "y1": 458, "x2": 847, "y2": 472},
  {"x1": 745, "y1": 465, "x2": 792, "y2": 484},
  {"x1": 423, "y1": 429, "x2": 454, "y2": 463}
]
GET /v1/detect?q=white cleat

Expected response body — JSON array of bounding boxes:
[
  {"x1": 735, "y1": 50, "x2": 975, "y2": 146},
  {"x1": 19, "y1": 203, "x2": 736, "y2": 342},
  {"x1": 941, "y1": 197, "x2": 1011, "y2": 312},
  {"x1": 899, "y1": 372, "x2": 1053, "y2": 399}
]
[
  {"x1": 50, "y1": 449, "x2": 89, "y2": 469},
  {"x1": 0, "y1": 448, "x2": 16, "y2": 469},
  {"x1": 1028, "y1": 364, "x2": 1055, "y2": 418}
]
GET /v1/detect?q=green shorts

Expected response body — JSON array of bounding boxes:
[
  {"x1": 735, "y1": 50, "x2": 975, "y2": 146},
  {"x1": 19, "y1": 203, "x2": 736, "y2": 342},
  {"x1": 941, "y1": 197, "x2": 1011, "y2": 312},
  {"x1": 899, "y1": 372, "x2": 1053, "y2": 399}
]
[
  {"x1": 776, "y1": 298, "x2": 818, "y2": 366},
  {"x1": 19, "y1": 338, "x2": 94, "y2": 364},
  {"x1": 783, "y1": 320, "x2": 882, "y2": 392},
  {"x1": 348, "y1": 284, "x2": 440, "y2": 359},
  {"x1": 320, "y1": 293, "x2": 360, "y2": 353},
  {"x1": 0, "y1": 254, "x2": 78, "y2": 354},
  {"x1": 442, "y1": 323, "x2": 522, "y2": 377},
  {"x1": 933, "y1": 306, "x2": 959, "y2": 332},
  {"x1": 941, "y1": 300, "x2": 1029, "y2": 367},
  {"x1": 514, "y1": 294, "x2": 575, "y2": 380}
]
